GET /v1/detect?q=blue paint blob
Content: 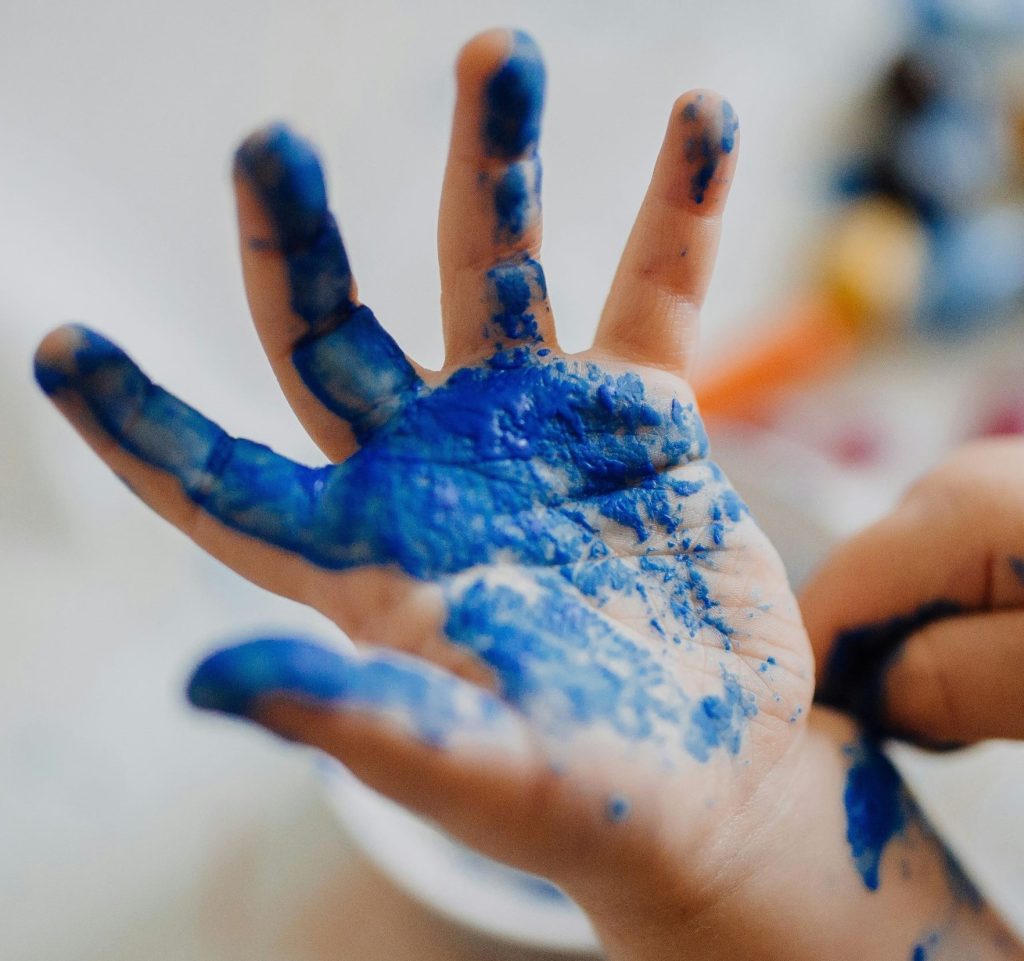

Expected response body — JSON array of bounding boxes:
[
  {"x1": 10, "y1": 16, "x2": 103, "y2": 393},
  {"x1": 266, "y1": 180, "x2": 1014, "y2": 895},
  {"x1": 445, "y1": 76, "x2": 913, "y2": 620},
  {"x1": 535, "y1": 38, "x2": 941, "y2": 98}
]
[
  {"x1": 234, "y1": 124, "x2": 425, "y2": 432},
  {"x1": 606, "y1": 794, "x2": 631, "y2": 822},
  {"x1": 492, "y1": 156, "x2": 542, "y2": 239},
  {"x1": 682, "y1": 98, "x2": 738, "y2": 204},
  {"x1": 188, "y1": 637, "x2": 506, "y2": 746},
  {"x1": 291, "y1": 304, "x2": 423, "y2": 441},
  {"x1": 483, "y1": 31, "x2": 545, "y2": 159},
  {"x1": 910, "y1": 930, "x2": 940, "y2": 961},
  {"x1": 843, "y1": 738, "x2": 908, "y2": 891},
  {"x1": 1009, "y1": 555, "x2": 1024, "y2": 587},
  {"x1": 41, "y1": 323, "x2": 758, "y2": 759},
  {"x1": 818, "y1": 600, "x2": 963, "y2": 736},
  {"x1": 235, "y1": 123, "x2": 356, "y2": 325},
  {"x1": 685, "y1": 669, "x2": 758, "y2": 762},
  {"x1": 486, "y1": 257, "x2": 547, "y2": 341}
]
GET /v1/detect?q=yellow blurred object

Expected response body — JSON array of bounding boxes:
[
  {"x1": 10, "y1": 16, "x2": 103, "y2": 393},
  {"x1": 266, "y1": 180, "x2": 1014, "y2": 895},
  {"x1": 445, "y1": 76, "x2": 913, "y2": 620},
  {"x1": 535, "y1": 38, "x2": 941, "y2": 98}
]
[{"x1": 818, "y1": 197, "x2": 928, "y2": 332}]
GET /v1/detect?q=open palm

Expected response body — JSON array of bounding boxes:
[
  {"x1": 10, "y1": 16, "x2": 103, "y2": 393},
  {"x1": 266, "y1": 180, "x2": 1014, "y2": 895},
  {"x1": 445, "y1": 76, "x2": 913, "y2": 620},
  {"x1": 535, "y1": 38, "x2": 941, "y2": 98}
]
[{"x1": 36, "y1": 30, "x2": 812, "y2": 902}]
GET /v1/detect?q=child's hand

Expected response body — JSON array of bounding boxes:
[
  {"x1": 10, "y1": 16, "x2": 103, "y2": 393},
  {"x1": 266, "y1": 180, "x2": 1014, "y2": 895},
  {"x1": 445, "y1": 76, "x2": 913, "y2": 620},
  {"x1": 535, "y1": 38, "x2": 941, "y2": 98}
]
[
  {"x1": 33, "y1": 29, "x2": 1022, "y2": 961},
  {"x1": 35, "y1": 27, "x2": 810, "y2": 926},
  {"x1": 802, "y1": 439, "x2": 1024, "y2": 747}
]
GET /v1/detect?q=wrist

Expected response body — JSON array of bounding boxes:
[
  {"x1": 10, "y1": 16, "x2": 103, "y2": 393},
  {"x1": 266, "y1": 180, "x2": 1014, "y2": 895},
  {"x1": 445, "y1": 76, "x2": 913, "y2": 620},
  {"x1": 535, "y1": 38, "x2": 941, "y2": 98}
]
[{"x1": 576, "y1": 708, "x2": 1021, "y2": 961}]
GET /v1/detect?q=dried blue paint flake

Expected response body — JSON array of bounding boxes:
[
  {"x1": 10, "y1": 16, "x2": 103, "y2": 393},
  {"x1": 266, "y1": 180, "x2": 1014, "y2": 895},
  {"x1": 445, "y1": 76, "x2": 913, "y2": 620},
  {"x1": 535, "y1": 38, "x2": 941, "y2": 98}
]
[
  {"x1": 842, "y1": 737, "x2": 908, "y2": 891},
  {"x1": 606, "y1": 794, "x2": 631, "y2": 822},
  {"x1": 486, "y1": 257, "x2": 547, "y2": 342},
  {"x1": 684, "y1": 669, "x2": 758, "y2": 762},
  {"x1": 187, "y1": 638, "x2": 508, "y2": 747}
]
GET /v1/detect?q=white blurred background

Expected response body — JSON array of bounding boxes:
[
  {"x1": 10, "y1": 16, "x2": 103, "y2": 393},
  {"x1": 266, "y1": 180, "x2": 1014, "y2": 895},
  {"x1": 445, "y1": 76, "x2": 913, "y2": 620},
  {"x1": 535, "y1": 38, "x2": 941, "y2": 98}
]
[{"x1": 2, "y1": 1, "x2": 1023, "y2": 958}]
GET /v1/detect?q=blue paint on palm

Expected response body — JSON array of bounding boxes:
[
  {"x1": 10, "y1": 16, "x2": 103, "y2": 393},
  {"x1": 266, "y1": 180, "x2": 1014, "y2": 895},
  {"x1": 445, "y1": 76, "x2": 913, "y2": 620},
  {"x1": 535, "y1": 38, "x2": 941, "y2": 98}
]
[
  {"x1": 36, "y1": 32, "x2": 762, "y2": 763},
  {"x1": 36, "y1": 326, "x2": 756, "y2": 761},
  {"x1": 842, "y1": 738, "x2": 908, "y2": 891}
]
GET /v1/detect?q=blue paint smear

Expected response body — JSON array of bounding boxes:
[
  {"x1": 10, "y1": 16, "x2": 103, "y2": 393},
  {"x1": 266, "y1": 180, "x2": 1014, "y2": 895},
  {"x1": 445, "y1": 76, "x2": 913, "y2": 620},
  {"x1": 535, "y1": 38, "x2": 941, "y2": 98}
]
[
  {"x1": 37, "y1": 326, "x2": 757, "y2": 758},
  {"x1": 843, "y1": 737, "x2": 908, "y2": 891},
  {"x1": 492, "y1": 155, "x2": 542, "y2": 240},
  {"x1": 483, "y1": 31, "x2": 545, "y2": 159},
  {"x1": 187, "y1": 637, "x2": 506, "y2": 747},
  {"x1": 685, "y1": 670, "x2": 758, "y2": 762},
  {"x1": 606, "y1": 794, "x2": 631, "y2": 822},
  {"x1": 1010, "y1": 556, "x2": 1024, "y2": 587},
  {"x1": 682, "y1": 97, "x2": 738, "y2": 204},
  {"x1": 234, "y1": 123, "x2": 424, "y2": 439},
  {"x1": 817, "y1": 599, "x2": 963, "y2": 735},
  {"x1": 235, "y1": 123, "x2": 355, "y2": 323},
  {"x1": 910, "y1": 930, "x2": 940, "y2": 961},
  {"x1": 486, "y1": 257, "x2": 547, "y2": 342}
]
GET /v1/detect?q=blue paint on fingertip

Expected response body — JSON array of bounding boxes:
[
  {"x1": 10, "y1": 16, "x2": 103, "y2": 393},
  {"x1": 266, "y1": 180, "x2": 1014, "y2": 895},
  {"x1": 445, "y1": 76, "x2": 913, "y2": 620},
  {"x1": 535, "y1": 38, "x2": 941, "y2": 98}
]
[
  {"x1": 187, "y1": 637, "x2": 350, "y2": 717},
  {"x1": 1009, "y1": 555, "x2": 1024, "y2": 586},
  {"x1": 682, "y1": 97, "x2": 738, "y2": 204},
  {"x1": 484, "y1": 31, "x2": 545, "y2": 158},
  {"x1": 188, "y1": 638, "x2": 507, "y2": 746},
  {"x1": 235, "y1": 123, "x2": 331, "y2": 249},
  {"x1": 235, "y1": 123, "x2": 356, "y2": 325},
  {"x1": 606, "y1": 794, "x2": 631, "y2": 822},
  {"x1": 34, "y1": 348, "x2": 72, "y2": 396},
  {"x1": 843, "y1": 738, "x2": 908, "y2": 891}
]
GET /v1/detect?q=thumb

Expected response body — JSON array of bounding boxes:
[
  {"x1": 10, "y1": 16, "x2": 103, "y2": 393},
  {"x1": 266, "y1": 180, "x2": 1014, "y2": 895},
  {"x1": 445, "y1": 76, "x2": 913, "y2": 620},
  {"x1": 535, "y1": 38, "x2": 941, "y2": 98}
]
[{"x1": 188, "y1": 637, "x2": 537, "y2": 822}]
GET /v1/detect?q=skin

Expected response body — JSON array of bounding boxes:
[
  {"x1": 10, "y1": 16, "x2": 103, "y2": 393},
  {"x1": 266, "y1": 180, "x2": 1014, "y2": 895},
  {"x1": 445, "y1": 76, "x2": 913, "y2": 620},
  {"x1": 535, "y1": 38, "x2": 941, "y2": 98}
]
[
  {"x1": 803, "y1": 439, "x2": 1024, "y2": 746},
  {"x1": 33, "y1": 28, "x2": 1023, "y2": 961}
]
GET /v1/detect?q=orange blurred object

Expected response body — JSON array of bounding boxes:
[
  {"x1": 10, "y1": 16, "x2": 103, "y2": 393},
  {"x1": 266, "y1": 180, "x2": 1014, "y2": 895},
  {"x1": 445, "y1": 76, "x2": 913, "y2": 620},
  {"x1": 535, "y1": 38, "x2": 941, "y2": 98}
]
[{"x1": 693, "y1": 296, "x2": 859, "y2": 424}]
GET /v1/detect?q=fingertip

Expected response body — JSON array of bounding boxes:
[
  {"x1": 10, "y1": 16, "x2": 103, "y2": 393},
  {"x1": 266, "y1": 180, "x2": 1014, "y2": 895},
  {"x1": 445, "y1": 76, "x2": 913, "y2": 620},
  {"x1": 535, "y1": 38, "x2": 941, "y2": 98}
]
[
  {"x1": 187, "y1": 637, "x2": 348, "y2": 718},
  {"x1": 672, "y1": 89, "x2": 740, "y2": 207},
  {"x1": 457, "y1": 28, "x2": 545, "y2": 159},
  {"x1": 233, "y1": 122, "x2": 329, "y2": 248},
  {"x1": 34, "y1": 324, "x2": 80, "y2": 395},
  {"x1": 33, "y1": 324, "x2": 127, "y2": 396}
]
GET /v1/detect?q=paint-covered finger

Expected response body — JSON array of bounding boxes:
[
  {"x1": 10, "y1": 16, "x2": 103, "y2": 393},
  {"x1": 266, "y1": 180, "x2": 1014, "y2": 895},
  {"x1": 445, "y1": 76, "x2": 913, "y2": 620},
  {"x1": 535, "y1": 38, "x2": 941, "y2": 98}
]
[
  {"x1": 34, "y1": 325, "x2": 329, "y2": 590},
  {"x1": 438, "y1": 29, "x2": 555, "y2": 362},
  {"x1": 235, "y1": 125, "x2": 423, "y2": 459},
  {"x1": 188, "y1": 637, "x2": 537, "y2": 826},
  {"x1": 188, "y1": 636, "x2": 526, "y2": 749},
  {"x1": 823, "y1": 608, "x2": 1024, "y2": 746},
  {"x1": 595, "y1": 91, "x2": 739, "y2": 374}
]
